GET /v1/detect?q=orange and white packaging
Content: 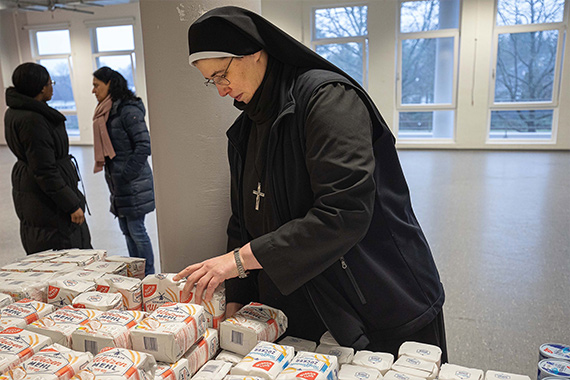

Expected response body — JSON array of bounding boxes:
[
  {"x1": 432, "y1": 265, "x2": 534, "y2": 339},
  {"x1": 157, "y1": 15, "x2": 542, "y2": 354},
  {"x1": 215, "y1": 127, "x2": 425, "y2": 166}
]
[
  {"x1": 230, "y1": 341, "x2": 294, "y2": 380},
  {"x1": 0, "y1": 281, "x2": 46, "y2": 303},
  {"x1": 188, "y1": 285, "x2": 225, "y2": 330},
  {"x1": 95, "y1": 275, "x2": 142, "y2": 311},
  {"x1": 184, "y1": 329, "x2": 219, "y2": 375},
  {"x1": 0, "y1": 263, "x2": 40, "y2": 273},
  {"x1": 61, "y1": 271, "x2": 106, "y2": 283},
  {"x1": 0, "y1": 295, "x2": 13, "y2": 310},
  {"x1": 71, "y1": 310, "x2": 146, "y2": 355},
  {"x1": 26, "y1": 308, "x2": 102, "y2": 347},
  {"x1": 220, "y1": 303, "x2": 287, "y2": 356},
  {"x1": 131, "y1": 303, "x2": 206, "y2": 363},
  {"x1": 274, "y1": 351, "x2": 338, "y2": 380},
  {"x1": 398, "y1": 342, "x2": 442, "y2": 367},
  {"x1": 155, "y1": 359, "x2": 190, "y2": 380},
  {"x1": 47, "y1": 279, "x2": 96, "y2": 308},
  {"x1": 0, "y1": 300, "x2": 56, "y2": 327},
  {"x1": 62, "y1": 250, "x2": 107, "y2": 262},
  {"x1": 0, "y1": 327, "x2": 52, "y2": 373},
  {"x1": 49, "y1": 255, "x2": 97, "y2": 268},
  {"x1": 391, "y1": 355, "x2": 439, "y2": 380},
  {"x1": 105, "y1": 257, "x2": 145, "y2": 280},
  {"x1": 191, "y1": 360, "x2": 231, "y2": 380},
  {"x1": 74, "y1": 347, "x2": 156, "y2": 380},
  {"x1": 32, "y1": 263, "x2": 78, "y2": 274},
  {"x1": 83, "y1": 262, "x2": 127, "y2": 277},
  {"x1": 1, "y1": 343, "x2": 92, "y2": 380},
  {"x1": 223, "y1": 376, "x2": 264, "y2": 380},
  {"x1": 141, "y1": 274, "x2": 190, "y2": 313},
  {"x1": 72, "y1": 292, "x2": 123, "y2": 312},
  {"x1": 315, "y1": 343, "x2": 354, "y2": 365},
  {"x1": 351, "y1": 350, "x2": 393, "y2": 375}
]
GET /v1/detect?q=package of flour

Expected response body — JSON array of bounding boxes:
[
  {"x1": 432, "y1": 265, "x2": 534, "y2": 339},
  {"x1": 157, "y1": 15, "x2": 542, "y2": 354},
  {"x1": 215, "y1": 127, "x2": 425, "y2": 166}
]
[
  {"x1": 391, "y1": 355, "x2": 439, "y2": 380},
  {"x1": 274, "y1": 350, "x2": 337, "y2": 380},
  {"x1": 72, "y1": 291, "x2": 124, "y2": 311},
  {"x1": 84, "y1": 262, "x2": 127, "y2": 277},
  {"x1": 0, "y1": 262, "x2": 40, "y2": 272},
  {"x1": 0, "y1": 280, "x2": 47, "y2": 303},
  {"x1": 439, "y1": 364, "x2": 484, "y2": 380},
  {"x1": 2, "y1": 343, "x2": 92, "y2": 380},
  {"x1": 184, "y1": 329, "x2": 219, "y2": 375},
  {"x1": 277, "y1": 336, "x2": 317, "y2": 354},
  {"x1": 155, "y1": 358, "x2": 190, "y2": 380},
  {"x1": 49, "y1": 254, "x2": 97, "y2": 268},
  {"x1": 76, "y1": 347, "x2": 156, "y2": 380},
  {"x1": 191, "y1": 360, "x2": 232, "y2": 380},
  {"x1": 32, "y1": 262, "x2": 78, "y2": 273},
  {"x1": 95, "y1": 274, "x2": 142, "y2": 311},
  {"x1": 141, "y1": 274, "x2": 190, "y2": 313},
  {"x1": 398, "y1": 342, "x2": 442, "y2": 366},
  {"x1": 215, "y1": 350, "x2": 244, "y2": 367},
  {"x1": 0, "y1": 294, "x2": 13, "y2": 309},
  {"x1": 0, "y1": 299, "x2": 56, "y2": 326},
  {"x1": 18, "y1": 251, "x2": 67, "y2": 263},
  {"x1": 223, "y1": 376, "x2": 265, "y2": 380},
  {"x1": 71, "y1": 310, "x2": 146, "y2": 354},
  {"x1": 0, "y1": 327, "x2": 53, "y2": 373},
  {"x1": 383, "y1": 370, "x2": 426, "y2": 380},
  {"x1": 188, "y1": 284, "x2": 225, "y2": 329},
  {"x1": 61, "y1": 271, "x2": 106, "y2": 283},
  {"x1": 231, "y1": 341, "x2": 294, "y2": 380},
  {"x1": 352, "y1": 350, "x2": 394, "y2": 375},
  {"x1": 63, "y1": 250, "x2": 107, "y2": 262},
  {"x1": 106, "y1": 256, "x2": 145, "y2": 280},
  {"x1": 316, "y1": 343, "x2": 354, "y2": 365},
  {"x1": 27, "y1": 307, "x2": 103, "y2": 347},
  {"x1": 338, "y1": 364, "x2": 381, "y2": 380},
  {"x1": 220, "y1": 303, "x2": 287, "y2": 356},
  {"x1": 131, "y1": 303, "x2": 207, "y2": 363},
  {"x1": 47, "y1": 279, "x2": 96, "y2": 308}
]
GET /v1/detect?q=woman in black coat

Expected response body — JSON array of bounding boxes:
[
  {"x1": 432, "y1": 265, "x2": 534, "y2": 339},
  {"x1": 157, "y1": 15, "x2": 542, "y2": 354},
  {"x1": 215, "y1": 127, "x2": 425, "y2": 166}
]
[
  {"x1": 92, "y1": 67, "x2": 155, "y2": 275},
  {"x1": 4, "y1": 62, "x2": 91, "y2": 254}
]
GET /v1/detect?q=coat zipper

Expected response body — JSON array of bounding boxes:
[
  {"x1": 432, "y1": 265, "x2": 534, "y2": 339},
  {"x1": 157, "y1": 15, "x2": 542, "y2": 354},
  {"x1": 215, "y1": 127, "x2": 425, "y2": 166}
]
[{"x1": 340, "y1": 256, "x2": 367, "y2": 305}]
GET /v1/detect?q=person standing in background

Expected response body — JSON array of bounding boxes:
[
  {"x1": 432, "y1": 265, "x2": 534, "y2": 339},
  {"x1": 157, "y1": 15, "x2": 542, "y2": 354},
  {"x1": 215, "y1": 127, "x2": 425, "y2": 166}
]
[
  {"x1": 4, "y1": 62, "x2": 91, "y2": 254},
  {"x1": 92, "y1": 66, "x2": 155, "y2": 275}
]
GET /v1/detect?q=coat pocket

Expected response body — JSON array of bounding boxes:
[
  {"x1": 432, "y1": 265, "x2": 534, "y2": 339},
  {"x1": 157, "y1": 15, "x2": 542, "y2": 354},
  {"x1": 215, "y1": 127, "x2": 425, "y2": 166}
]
[{"x1": 340, "y1": 256, "x2": 367, "y2": 305}]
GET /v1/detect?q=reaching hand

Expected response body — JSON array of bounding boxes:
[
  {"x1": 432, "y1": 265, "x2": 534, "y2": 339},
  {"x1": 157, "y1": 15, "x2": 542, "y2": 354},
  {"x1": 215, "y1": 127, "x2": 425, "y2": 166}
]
[{"x1": 71, "y1": 208, "x2": 85, "y2": 225}]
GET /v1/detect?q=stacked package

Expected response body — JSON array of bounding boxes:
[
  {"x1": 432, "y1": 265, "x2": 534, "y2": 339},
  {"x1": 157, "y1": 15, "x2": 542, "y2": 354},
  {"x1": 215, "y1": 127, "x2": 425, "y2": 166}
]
[
  {"x1": 141, "y1": 275, "x2": 190, "y2": 313},
  {"x1": 83, "y1": 262, "x2": 127, "y2": 277},
  {"x1": 0, "y1": 300, "x2": 56, "y2": 329},
  {"x1": 0, "y1": 327, "x2": 52, "y2": 373},
  {"x1": 274, "y1": 350, "x2": 337, "y2": 380},
  {"x1": 338, "y1": 364, "x2": 380, "y2": 380},
  {"x1": 191, "y1": 359, "x2": 231, "y2": 379},
  {"x1": 351, "y1": 350, "x2": 394, "y2": 376},
  {"x1": 106, "y1": 257, "x2": 145, "y2": 280},
  {"x1": 49, "y1": 253, "x2": 97, "y2": 268},
  {"x1": 131, "y1": 303, "x2": 207, "y2": 363},
  {"x1": 439, "y1": 364, "x2": 484, "y2": 380},
  {"x1": 185, "y1": 328, "x2": 219, "y2": 374},
  {"x1": 95, "y1": 274, "x2": 143, "y2": 311},
  {"x1": 277, "y1": 336, "x2": 317, "y2": 354},
  {"x1": 0, "y1": 295, "x2": 13, "y2": 311},
  {"x1": 154, "y1": 359, "x2": 190, "y2": 380},
  {"x1": 72, "y1": 292, "x2": 124, "y2": 311},
  {"x1": 188, "y1": 285, "x2": 226, "y2": 330},
  {"x1": 231, "y1": 341, "x2": 295, "y2": 380},
  {"x1": 72, "y1": 347, "x2": 156, "y2": 380},
  {"x1": 71, "y1": 310, "x2": 147, "y2": 354},
  {"x1": 220, "y1": 303, "x2": 287, "y2": 356},
  {"x1": 48, "y1": 280, "x2": 96, "y2": 308},
  {"x1": 382, "y1": 341, "x2": 441, "y2": 380}
]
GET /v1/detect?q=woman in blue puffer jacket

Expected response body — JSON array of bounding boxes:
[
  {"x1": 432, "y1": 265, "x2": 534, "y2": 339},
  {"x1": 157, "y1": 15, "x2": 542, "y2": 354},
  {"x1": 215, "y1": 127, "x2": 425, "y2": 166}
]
[{"x1": 92, "y1": 67, "x2": 155, "y2": 275}]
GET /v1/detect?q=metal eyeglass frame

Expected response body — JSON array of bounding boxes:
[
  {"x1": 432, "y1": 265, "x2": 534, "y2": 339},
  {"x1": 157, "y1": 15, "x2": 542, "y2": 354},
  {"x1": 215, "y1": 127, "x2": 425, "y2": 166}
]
[{"x1": 204, "y1": 57, "x2": 234, "y2": 87}]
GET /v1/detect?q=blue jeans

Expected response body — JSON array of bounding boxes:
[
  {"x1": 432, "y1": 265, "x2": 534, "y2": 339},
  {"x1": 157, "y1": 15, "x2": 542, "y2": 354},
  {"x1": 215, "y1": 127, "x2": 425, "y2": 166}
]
[{"x1": 118, "y1": 215, "x2": 155, "y2": 275}]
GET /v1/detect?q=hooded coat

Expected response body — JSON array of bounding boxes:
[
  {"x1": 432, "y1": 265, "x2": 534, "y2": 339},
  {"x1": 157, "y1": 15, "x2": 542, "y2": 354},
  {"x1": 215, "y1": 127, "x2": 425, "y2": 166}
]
[{"x1": 4, "y1": 87, "x2": 91, "y2": 254}]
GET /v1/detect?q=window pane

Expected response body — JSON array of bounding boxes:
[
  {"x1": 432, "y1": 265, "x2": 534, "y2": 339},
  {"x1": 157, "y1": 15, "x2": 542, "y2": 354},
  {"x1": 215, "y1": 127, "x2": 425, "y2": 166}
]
[
  {"x1": 316, "y1": 42, "x2": 364, "y2": 85},
  {"x1": 400, "y1": 0, "x2": 460, "y2": 33},
  {"x1": 65, "y1": 115, "x2": 80, "y2": 138},
  {"x1": 36, "y1": 30, "x2": 71, "y2": 55},
  {"x1": 398, "y1": 111, "x2": 455, "y2": 138},
  {"x1": 490, "y1": 110, "x2": 553, "y2": 139},
  {"x1": 39, "y1": 58, "x2": 75, "y2": 111},
  {"x1": 96, "y1": 55, "x2": 135, "y2": 92},
  {"x1": 495, "y1": 31, "x2": 558, "y2": 103},
  {"x1": 95, "y1": 25, "x2": 134, "y2": 52},
  {"x1": 315, "y1": 6, "x2": 367, "y2": 39},
  {"x1": 497, "y1": 0, "x2": 565, "y2": 26},
  {"x1": 401, "y1": 37, "x2": 454, "y2": 105}
]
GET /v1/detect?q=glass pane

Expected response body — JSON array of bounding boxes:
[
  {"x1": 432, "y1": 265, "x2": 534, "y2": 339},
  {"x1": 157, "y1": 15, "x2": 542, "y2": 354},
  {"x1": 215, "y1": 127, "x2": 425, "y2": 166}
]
[
  {"x1": 497, "y1": 0, "x2": 565, "y2": 26},
  {"x1": 495, "y1": 31, "x2": 558, "y2": 103},
  {"x1": 36, "y1": 30, "x2": 71, "y2": 55},
  {"x1": 316, "y1": 42, "x2": 364, "y2": 85},
  {"x1": 400, "y1": 0, "x2": 460, "y2": 33},
  {"x1": 96, "y1": 55, "x2": 136, "y2": 92},
  {"x1": 39, "y1": 58, "x2": 75, "y2": 111},
  {"x1": 490, "y1": 110, "x2": 553, "y2": 139},
  {"x1": 95, "y1": 25, "x2": 134, "y2": 52},
  {"x1": 398, "y1": 111, "x2": 455, "y2": 139},
  {"x1": 401, "y1": 37, "x2": 454, "y2": 105},
  {"x1": 315, "y1": 6, "x2": 367, "y2": 39},
  {"x1": 65, "y1": 115, "x2": 80, "y2": 138}
]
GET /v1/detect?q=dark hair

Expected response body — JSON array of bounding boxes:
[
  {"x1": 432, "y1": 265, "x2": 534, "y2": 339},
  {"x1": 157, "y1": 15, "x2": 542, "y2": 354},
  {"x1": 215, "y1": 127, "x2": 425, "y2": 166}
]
[
  {"x1": 93, "y1": 66, "x2": 137, "y2": 102},
  {"x1": 12, "y1": 62, "x2": 50, "y2": 98}
]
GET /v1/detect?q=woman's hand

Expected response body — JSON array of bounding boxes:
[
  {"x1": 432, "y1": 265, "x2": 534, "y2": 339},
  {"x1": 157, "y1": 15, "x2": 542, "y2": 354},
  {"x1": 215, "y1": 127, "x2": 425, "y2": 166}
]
[{"x1": 71, "y1": 208, "x2": 85, "y2": 225}]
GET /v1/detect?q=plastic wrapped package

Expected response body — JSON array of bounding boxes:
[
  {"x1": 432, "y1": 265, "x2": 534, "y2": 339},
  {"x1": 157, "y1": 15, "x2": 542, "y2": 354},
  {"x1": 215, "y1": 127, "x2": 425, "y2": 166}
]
[
  {"x1": 0, "y1": 263, "x2": 40, "y2": 273},
  {"x1": 63, "y1": 250, "x2": 107, "y2": 262},
  {"x1": 0, "y1": 327, "x2": 52, "y2": 374},
  {"x1": 95, "y1": 274, "x2": 142, "y2": 311},
  {"x1": 0, "y1": 300, "x2": 56, "y2": 328},
  {"x1": 274, "y1": 351, "x2": 337, "y2": 380},
  {"x1": 17, "y1": 251, "x2": 67, "y2": 263},
  {"x1": 73, "y1": 347, "x2": 156, "y2": 380},
  {"x1": 155, "y1": 359, "x2": 190, "y2": 380},
  {"x1": 216, "y1": 350, "x2": 244, "y2": 366},
  {"x1": 191, "y1": 360, "x2": 231, "y2": 380},
  {"x1": 0, "y1": 281, "x2": 47, "y2": 303},
  {"x1": 49, "y1": 255, "x2": 97, "y2": 268},
  {"x1": 47, "y1": 279, "x2": 96, "y2": 308},
  {"x1": 61, "y1": 271, "x2": 106, "y2": 283},
  {"x1": 31, "y1": 263, "x2": 78, "y2": 274},
  {"x1": 188, "y1": 284, "x2": 225, "y2": 329},
  {"x1": 141, "y1": 274, "x2": 190, "y2": 313},
  {"x1": 105, "y1": 257, "x2": 145, "y2": 280},
  {"x1": 83, "y1": 262, "x2": 127, "y2": 277},
  {"x1": 184, "y1": 329, "x2": 219, "y2": 375},
  {"x1": 0, "y1": 295, "x2": 13, "y2": 310},
  {"x1": 231, "y1": 341, "x2": 295, "y2": 380},
  {"x1": 72, "y1": 292, "x2": 123, "y2": 311}
]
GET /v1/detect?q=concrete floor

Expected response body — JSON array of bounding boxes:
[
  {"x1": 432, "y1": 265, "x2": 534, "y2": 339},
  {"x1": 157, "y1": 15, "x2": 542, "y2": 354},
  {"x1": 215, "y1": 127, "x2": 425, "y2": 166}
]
[{"x1": 0, "y1": 146, "x2": 568, "y2": 376}]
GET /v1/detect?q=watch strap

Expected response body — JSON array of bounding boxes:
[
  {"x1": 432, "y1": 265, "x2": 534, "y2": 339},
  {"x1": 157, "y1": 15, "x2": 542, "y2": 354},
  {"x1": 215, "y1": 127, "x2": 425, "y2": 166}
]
[{"x1": 233, "y1": 247, "x2": 248, "y2": 278}]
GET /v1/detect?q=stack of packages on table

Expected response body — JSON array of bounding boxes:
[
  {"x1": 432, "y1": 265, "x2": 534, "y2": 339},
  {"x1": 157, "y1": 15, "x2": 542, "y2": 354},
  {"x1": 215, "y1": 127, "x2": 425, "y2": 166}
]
[{"x1": 0, "y1": 251, "x2": 551, "y2": 379}]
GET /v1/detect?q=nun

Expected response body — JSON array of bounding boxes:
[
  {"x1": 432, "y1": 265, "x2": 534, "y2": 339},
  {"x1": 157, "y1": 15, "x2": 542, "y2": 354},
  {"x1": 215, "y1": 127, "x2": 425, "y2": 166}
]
[{"x1": 174, "y1": 6, "x2": 448, "y2": 360}]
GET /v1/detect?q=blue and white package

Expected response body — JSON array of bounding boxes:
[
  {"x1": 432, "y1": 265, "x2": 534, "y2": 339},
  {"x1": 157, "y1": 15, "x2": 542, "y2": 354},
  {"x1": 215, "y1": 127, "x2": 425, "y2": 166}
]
[
  {"x1": 231, "y1": 341, "x2": 294, "y2": 380},
  {"x1": 538, "y1": 360, "x2": 570, "y2": 380},
  {"x1": 540, "y1": 344, "x2": 570, "y2": 361},
  {"x1": 276, "y1": 351, "x2": 338, "y2": 380}
]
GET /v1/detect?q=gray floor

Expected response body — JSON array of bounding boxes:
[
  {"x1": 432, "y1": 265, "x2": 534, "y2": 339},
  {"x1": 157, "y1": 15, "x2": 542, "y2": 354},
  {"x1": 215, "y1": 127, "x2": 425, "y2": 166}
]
[{"x1": 0, "y1": 146, "x2": 568, "y2": 376}]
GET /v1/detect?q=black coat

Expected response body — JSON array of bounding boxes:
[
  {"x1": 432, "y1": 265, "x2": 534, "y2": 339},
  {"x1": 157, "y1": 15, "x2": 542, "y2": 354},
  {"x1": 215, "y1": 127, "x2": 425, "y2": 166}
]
[
  {"x1": 226, "y1": 70, "x2": 445, "y2": 349},
  {"x1": 4, "y1": 87, "x2": 91, "y2": 254},
  {"x1": 104, "y1": 98, "x2": 155, "y2": 218}
]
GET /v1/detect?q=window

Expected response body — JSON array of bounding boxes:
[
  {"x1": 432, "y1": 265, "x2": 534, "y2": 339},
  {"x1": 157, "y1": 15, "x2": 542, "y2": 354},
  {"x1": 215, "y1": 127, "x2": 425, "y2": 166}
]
[
  {"x1": 312, "y1": 5, "x2": 368, "y2": 87},
  {"x1": 31, "y1": 28, "x2": 79, "y2": 137},
  {"x1": 488, "y1": 0, "x2": 566, "y2": 141},
  {"x1": 396, "y1": 0, "x2": 460, "y2": 140},
  {"x1": 92, "y1": 24, "x2": 136, "y2": 92}
]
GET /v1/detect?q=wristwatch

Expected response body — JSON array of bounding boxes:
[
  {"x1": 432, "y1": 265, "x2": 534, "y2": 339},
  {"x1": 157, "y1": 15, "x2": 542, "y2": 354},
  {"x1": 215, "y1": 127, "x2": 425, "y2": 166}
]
[{"x1": 233, "y1": 247, "x2": 248, "y2": 278}]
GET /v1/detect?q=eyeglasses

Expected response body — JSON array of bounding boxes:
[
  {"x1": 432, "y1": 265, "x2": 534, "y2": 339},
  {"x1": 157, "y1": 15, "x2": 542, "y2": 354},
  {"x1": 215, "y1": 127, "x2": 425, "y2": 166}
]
[
  {"x1": 50, "y1": 80, "x2": 56, "y2": 86},
  {"x1": 204, "y1": 57, "x2": 233, "y2": 88}
]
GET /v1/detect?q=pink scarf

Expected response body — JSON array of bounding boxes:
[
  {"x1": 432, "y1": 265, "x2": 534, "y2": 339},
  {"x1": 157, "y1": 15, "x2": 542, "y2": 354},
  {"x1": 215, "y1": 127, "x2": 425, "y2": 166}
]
[{"x1": 92, "y1": 95, "x2": 115, "y2": 173}]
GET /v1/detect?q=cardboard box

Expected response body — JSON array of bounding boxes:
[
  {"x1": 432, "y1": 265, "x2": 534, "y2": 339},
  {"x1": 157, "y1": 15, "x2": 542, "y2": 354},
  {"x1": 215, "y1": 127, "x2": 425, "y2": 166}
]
[
  {"x1": 184, "y1": 328, "x2": 219, "y2": 375},
  {"x1": 154, "y1": 359, "x2": 190, "y2": 380},
  {"x1": 26, "y1": 308, "x2": 102, "y2": 347},
  {"x1": 105, "y1": 257, "x2": 145, "y2": 280},
  {"x1": 76, "y1": 347, "x2": 156, "y2": 380},
  {"x1": 220, "y1": 303, "x2": 287, "y2": 356},
  {"x1": 47, "y1": 279, "x2": 96, "y2": 308},
  {"x1": 95, "y1": 275, "x2": 142, "y2": 311},
  {"x1": 131, "y1": 303, "x2": 207, "y2": 363},
  {"x1": 231, "y1": 341, "x2": 295, "y2": 380},
  {"x1": 83, "y1": 262, "x2": 127, "y2": 277},
  {"x1": 0, "y1": 300, "x2": 55, "y2": 326},
  {"x1": 0, "y1": 327, "x2": 52, "y2": 373},
  {"x1": 141, "y1": 274, "x2": 190, "y2": 313},
  {"x1": 72, "y1": 292, "x2": 123, "y2": 312}
]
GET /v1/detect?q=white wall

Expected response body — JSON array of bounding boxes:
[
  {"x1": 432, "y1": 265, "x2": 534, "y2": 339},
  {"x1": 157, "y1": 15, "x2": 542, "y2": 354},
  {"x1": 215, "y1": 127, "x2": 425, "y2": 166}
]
[{"x1": 0, "y1": 3, "x2": 147, "y2": 145}]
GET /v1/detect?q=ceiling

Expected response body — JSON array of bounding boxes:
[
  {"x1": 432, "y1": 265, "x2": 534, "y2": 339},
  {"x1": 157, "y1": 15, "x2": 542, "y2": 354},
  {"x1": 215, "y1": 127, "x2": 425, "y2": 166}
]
[{"x1": 0, "y1": 0, "x2": 136, "y2": 14}]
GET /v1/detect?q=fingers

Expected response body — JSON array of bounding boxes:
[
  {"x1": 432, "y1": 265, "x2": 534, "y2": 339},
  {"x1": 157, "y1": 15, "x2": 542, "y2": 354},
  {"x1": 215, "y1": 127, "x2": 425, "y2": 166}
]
[{"x1": 173, "y1": 263, "x2": 202, "y2": 282}]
